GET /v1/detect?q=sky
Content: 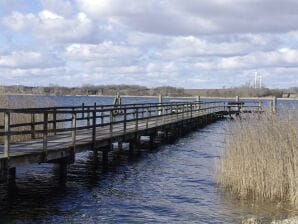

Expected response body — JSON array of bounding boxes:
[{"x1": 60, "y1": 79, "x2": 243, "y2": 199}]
[{"x1": 0, "y1": 0, "x2": 297, "y2": 89}]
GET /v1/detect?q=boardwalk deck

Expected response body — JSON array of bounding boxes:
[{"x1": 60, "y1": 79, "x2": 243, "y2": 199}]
[{"x1": 0, "y1": 100, "x2": 261, "y2": 181}]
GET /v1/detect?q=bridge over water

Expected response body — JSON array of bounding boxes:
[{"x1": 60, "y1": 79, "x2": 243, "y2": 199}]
[{"x1": 0, "y1": 100, "x2": 261, "y2": 183}]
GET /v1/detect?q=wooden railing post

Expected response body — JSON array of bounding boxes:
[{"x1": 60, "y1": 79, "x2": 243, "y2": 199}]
[
  {"x1": 258, "y1": 100, "x2": 262, "y2": 112},
  {"x1": 133, "y1": 107, "x2": 136, "y2": 120},
  {"x1": 190, "y1": 103, "x2": 193, "y2": 118},
  {"x1": 72, "y1": 112, "x2": 76, "y2": 151},
  {"x1": 176, "y1": 104, "x2": 179, "y2": 121},
  {"x1": 109, "y1": 110, "x2": 113, "y2": 137},
  {"x1": 87, "y1": 106, "x2": 90, "y2": 127},
  {"x1": 162, "y1": 106, "x2": 165, "y2": 125},
  {"x1": 236, "y1": 96, "x2": 240, "y2": 115},
  {"x1": 135, "y1": 108, "x2": 138, "y2": 131},
  {"x1": 155, "y1": 106, "x2": 158, "y2": 127},
  {"x1": 101, "y1": 106, "x2": 104, "y2": 125},
  {"x1": 4, "y1": 111, "x2": 10, "y2": 158},
  {"x1": 158, "y1": 95, "x2": 162, "y2": 116},
  {"x1": 43, "y1": 112, "x2": 48, "y2": 161},
  {"x1": 146, "y1": 108, "x2": 149, "y2": 129},
  {"x1": 53, "y1": 109, "x2": 57, "y2": 135},
  {"x1": 123, "y1": 108, "x2": 127, "y2": 135},
  {"x1": 82, "y1": 103, "x2": 85, "y2": 119},
  {"x1": 92, "y1": 103, "x2": 96, "y2": 146},
  {"x1": 31, "y1": 113, "x2": 36, "y2": 139}
]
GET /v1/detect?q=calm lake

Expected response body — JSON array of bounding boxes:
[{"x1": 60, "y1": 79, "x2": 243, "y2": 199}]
[{"x1": 0, "y1": 96, "x2": 297, "y2": 223}]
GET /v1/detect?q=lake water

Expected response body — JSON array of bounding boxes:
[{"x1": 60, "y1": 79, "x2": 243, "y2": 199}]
[{"x1": 0, "y1": 96, "x2": 297, "y2": 223}]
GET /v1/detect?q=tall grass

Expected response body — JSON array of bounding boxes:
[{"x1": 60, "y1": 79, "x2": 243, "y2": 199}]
[
  {"x1": 0, "y1": 94, "x2": 57, "y2": 142},
  {"x1": 217, "y1": 111, "x2": 298, "y2": 207}
]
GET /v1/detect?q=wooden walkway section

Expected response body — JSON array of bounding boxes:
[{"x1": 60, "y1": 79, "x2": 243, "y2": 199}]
[{"x1": 0, "y1": 100, "x2": 261, "y2": 182}]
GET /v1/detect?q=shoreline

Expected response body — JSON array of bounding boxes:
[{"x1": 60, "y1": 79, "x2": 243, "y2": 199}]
[{"x1": 1, "y1": 93, "x2": 297, "y2": 101}]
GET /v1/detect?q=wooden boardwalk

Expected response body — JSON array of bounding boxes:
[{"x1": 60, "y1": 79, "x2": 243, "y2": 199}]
[{"x1": 0, "y1": 100, "x2": 261, "y2": 181}]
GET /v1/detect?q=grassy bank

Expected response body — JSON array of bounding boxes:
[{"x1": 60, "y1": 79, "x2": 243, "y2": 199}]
[{"x1": 217, "y1": 111, "x2": 298, "y2": 207}]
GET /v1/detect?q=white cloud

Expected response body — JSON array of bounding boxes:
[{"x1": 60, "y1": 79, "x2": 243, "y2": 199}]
[
  {"x1": 65, "y1": 42, "x2": 141, "y2": 68},
  {"x1": 0, "y1": 51, "x2": 63, "y2": 69},
  {"x1": 194, "y1": 48, "x2": 298, "y2": 71},
  {"x1": 77, "y1": 0, "x2": 298, "y2": 35},
  {"x1": 2, "y1": 11, "x2": 35, "y2": 31},
  {"x1": 39, "y1": 0, "x2": 73, "y2": 17},
  {"x1": 2, "y1": 10, "x2": 94, "y2": 43}
]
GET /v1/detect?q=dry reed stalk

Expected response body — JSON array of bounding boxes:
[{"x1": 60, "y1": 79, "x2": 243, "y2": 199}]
[{"x1": 217, "y1": 110, "x2": 298, "y2": 207}]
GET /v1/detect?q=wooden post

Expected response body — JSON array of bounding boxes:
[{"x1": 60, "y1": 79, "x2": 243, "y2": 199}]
[
  {"x1": 155, "y1": 106, "x2": 158, "y2": 127},
  {"x1": 176, "y1": 104, "x2": 179, "y2": 121},
  {"x1": 4, "y1": 111, "x2": 10, "y2": 158},
  {"x1": 31, "y1": 113, "x2": 36, "y2": 139},
  {"x1": 82, "y1": 103, "x2": 85, "y2": 119},
  {"x1": 258, "y1": 100, "x2": 262, "y2": 112},
  {"x1": 162, "y1": 107, "x2": 165, "y2": 125},
  {"x1": 135, "y1": 108, "x2": 138, "y2": 131},
  {"x1": 123, "y1": 108, "x2": 127, "y2": 135},
  {"x1": 43, "y1": 112, "x2": 48, "y2": 161},
  {"x1": 53, "y1": 109, "x2": 57, "y2": 135},
  {"x1": 8, "y1": 167, "x2": 16, "y2": 183},
  {"x1": 109, "y1": 111, "x2": 113, "y2": 137},
  {"x1": 271, "y1": 97, "x2": 277, "y2": 113},
  {"x1": 129, "y1": 141, "x2": 135, "y2": 155},
  {"x1": 54, "y1": 162, "x2": 67, "y2": 182},
  {"x1": 149, "y1": 135, "x2": 154, "y2": 150},
  {"x1": 159, "y1": 94, "x2": 163, "y2": 104},
  {"x1": 102, "y1": 147, "x2": 109, "y2": 168},
  {"x1": 118, "y1": 142, "x2": 123, "y2": 151},
  {"x1": 87, "y1": 106, "x2": 90, "y2": 127},
  {"x1": 158, "y1": 94, "x2": 163, "y2": 115},
  {"x1": 71, "y1": 112, "x2": 76, "y2": 152},
  {"x1": 196, "y1": 96, "x2": 200, "y2": 111},
  {"x1": 92, "y1": 103, "x2": 97, "y2": 147},
  {"x1": 236, "y1": 96, "x2": 240, "y2": 116},
  {"x1": 101, "y1": 106, "x2": 104, "y2": 125},
  {"x1": 146, "y1": 108, "x2": 149, "y2": 129}
]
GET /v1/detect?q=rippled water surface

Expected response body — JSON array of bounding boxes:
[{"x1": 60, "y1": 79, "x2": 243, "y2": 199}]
[{"x1": 0, "y1": 96, "x2": 297, "y2": 223}]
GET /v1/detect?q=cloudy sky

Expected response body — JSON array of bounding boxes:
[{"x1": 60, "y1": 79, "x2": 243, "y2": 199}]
[{"x1": 0, "y1": 0, "x2": 297, "y2": 88}]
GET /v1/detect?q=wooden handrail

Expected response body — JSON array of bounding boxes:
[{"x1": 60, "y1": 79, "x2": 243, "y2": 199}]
[{"x1": 0, "y1": 101, "x2": 261, "y2": 151}]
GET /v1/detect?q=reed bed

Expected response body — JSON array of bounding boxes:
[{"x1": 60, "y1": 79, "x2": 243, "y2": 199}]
[
  {"x1": 0, "y1": 94, "x2": 57, "y2": 142},
  {"x1": 217, "y1": 110, "x2": 298, "y2": 207}
]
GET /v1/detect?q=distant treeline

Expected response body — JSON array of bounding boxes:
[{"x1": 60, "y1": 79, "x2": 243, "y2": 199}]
[{"x1": 0, "y1": 85, "x2": 297, "y2": 98}]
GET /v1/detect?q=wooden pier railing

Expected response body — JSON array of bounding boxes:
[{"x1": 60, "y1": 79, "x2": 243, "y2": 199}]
[{"x1": 0, "y1": 100, "x2": 262, "y2": 182}]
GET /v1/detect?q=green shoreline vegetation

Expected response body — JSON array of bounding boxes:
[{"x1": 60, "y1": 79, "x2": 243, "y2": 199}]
[{"x1": 217, "y1": 110, "x2": 298, "y2": 209}]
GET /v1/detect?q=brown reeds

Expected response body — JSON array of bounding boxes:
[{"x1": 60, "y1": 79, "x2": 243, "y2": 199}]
[
  {"x1": 0, "y1": 94, "x2": 57, "y2": 142},
  {"x1": 217, "y1": 110, "x2": 298, "y2": 207}
]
